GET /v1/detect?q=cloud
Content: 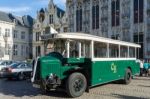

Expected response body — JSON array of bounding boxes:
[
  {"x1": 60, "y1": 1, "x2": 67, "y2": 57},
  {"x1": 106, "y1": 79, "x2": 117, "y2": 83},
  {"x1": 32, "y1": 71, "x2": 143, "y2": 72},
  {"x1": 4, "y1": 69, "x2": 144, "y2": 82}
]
[{"x1": 0, "y1": 6, "x2": 31, "y2": 13}]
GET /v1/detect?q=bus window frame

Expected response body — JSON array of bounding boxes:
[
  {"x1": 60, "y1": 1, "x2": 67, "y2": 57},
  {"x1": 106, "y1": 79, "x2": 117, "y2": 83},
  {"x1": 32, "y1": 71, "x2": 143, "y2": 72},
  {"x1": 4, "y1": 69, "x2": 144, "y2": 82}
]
[
  {"x1": 66, "y1": 39, "x2": 137, "y2": 60},
  {"x1": 66, "y1": 39, "x2": 91, "y2": 58},
  {"x1": 93, "y1": 41, "x2": 108, "y2": 58},
  {"x1": 92, "y1": 41, "x2": 137, "y2": 60}
]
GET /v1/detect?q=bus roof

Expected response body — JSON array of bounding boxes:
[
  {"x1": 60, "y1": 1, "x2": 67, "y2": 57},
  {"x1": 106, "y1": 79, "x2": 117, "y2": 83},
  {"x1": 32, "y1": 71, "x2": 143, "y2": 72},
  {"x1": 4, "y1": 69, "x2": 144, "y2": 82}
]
[{"x1": 41, "y1": 32, "x2": 141, "y2": 48}]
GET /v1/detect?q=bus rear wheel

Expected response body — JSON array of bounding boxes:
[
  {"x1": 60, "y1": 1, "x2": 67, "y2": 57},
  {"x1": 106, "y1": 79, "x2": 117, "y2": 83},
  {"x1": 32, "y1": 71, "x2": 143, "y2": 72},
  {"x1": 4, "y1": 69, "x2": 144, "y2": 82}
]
[
  {"x1": 123, "y1": 69, "x2": 132, "y2": 84},
  {"x1": 66, "y1": 72, "x2": 87, "y2": 98}
]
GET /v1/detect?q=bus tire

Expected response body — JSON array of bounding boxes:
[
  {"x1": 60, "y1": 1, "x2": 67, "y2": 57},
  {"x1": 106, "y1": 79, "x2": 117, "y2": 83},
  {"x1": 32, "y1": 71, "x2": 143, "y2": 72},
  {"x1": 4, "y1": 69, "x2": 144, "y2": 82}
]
[
  {"x1": 123, "y1": 69, "x2": 132, "y2": 85},
  {"x1": 66, "y1": 72, "x2": 87, "y2": 98}
]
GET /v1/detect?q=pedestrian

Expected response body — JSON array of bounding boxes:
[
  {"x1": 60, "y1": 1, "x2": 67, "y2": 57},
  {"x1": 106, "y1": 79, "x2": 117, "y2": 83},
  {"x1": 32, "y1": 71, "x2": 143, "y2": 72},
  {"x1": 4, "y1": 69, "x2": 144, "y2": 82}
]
[
  {"x1": 139, "y1": 59, "x2": 144, "y2": 76},
  {"x1": 143, "y1": 60, "x2": 149, "y2": 76}
]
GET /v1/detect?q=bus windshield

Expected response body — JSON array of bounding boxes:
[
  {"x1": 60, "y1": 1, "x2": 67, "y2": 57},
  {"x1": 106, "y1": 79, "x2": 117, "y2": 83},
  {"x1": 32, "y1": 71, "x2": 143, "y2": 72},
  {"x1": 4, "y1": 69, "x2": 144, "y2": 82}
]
[
  {"x1": 45, "y1": 39, "x2": 91, "y2": 58},
  {"x1": 46, "y1": 39, "x2": 66, "y2": 56}
]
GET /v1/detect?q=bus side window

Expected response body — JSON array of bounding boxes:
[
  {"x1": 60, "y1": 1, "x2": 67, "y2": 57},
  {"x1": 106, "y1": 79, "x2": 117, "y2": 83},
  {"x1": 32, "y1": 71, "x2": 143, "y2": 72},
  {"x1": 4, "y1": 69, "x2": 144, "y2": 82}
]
[
  {"x1": 70, "y1": 41, "x2": 79, "y2": 58},
  {"x1": 120, "y1": 46, "x2": 128, "y2": 58},
  {"x1": 94, "y1": 42, "x2": 107, "y2": 58},
  {"x1": 129, "y1": 47, "x2": 135, "y2": 58},
  {"x1": 109, "y1": 44, "x2": 119, "y2": 58},
  {"x1": 81, "y1": 42, "x2": 90, "y2": 58}
]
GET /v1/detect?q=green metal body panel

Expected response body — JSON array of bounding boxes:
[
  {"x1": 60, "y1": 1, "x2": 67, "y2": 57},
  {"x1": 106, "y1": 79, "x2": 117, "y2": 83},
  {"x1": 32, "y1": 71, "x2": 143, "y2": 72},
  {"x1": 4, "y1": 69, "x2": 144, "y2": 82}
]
[
  {"x1": 63, "y1": 58, "x2": 85, "y2": 64},
  {"x1": 40, "y1": 57, "x2": 84, "y2": 80},
  {"x1": 40, "y1": 56, "x2": 61, "y2": 79},
  {"x1": 39, "y1": 55, "x2": 140, "y2": 87},
  {"x1": 90, "y1": 60, "x2": 140, "y2": 86}
]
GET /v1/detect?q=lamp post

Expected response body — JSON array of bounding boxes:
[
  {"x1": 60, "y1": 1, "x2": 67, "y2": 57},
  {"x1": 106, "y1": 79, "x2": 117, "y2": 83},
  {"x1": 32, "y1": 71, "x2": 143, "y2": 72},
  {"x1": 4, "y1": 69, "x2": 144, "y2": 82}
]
[
  {"x1": 2, "y1": 34, "x2": 11, "y2": 60},
  {"x1": 3, "y1": 34, "x2": 7, "y2": 59},
  {"x1": 0, "y1": 46, "x2": 4, "y2": 60}
]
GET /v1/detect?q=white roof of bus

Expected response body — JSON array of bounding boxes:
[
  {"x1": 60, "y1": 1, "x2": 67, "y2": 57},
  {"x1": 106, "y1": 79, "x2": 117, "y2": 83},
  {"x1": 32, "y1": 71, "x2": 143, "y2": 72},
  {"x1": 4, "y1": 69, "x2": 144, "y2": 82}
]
[{"x1": 51, "y1": 32, "x2": 141, "y2": 48}]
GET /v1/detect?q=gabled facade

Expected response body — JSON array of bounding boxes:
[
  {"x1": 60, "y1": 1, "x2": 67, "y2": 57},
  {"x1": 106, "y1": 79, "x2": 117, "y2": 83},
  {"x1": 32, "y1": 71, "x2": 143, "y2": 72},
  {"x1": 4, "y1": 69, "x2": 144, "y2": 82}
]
[
  {"x1": 0, "y1": 11, "x2": 33, "y2": 61},
  {"x1": 32, "y1": 0, "x2": 68, "y2": 58}
]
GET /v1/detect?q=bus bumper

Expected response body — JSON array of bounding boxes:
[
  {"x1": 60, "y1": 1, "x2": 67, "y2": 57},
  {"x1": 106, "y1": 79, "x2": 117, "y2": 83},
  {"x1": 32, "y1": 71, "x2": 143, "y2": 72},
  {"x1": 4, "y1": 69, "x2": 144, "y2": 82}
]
[
  {"x1": 32, "y1": 73, "x2": 61, "y2": 90},
  {"x1": 45, "y1": 73, "x2": 61, "y2": 89}
]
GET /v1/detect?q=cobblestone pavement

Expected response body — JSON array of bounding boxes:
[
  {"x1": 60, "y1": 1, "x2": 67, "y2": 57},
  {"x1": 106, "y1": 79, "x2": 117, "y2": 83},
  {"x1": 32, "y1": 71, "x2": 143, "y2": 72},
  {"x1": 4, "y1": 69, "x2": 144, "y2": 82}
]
[{"x1": 0, "y1": 77, "x2": 150, "y2": 99}]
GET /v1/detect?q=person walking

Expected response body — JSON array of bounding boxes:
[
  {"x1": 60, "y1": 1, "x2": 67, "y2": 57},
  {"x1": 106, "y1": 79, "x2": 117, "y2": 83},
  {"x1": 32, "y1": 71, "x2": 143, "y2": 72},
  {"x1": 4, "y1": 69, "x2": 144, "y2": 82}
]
[
  {"x1": 139, "y1": 59, "x2": 144, "y2": 76},
  {"x1": 143, "y1": 60, "x2": 149, "y2": 76}
]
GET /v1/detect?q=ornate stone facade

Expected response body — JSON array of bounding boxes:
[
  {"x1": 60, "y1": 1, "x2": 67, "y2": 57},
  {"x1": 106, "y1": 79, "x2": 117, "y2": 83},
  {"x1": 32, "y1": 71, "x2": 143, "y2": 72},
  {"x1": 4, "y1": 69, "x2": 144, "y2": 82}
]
[
  {"x1": 32, "y1": 0, "x2": 68, "y2": 58},
  {"x1": 67, "y1": 0, "x2": 150, "y2": 59}
]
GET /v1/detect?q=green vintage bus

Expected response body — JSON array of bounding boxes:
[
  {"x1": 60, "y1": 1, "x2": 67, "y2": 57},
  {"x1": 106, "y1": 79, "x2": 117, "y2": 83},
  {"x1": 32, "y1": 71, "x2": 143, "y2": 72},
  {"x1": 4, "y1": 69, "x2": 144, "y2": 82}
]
[{"x1": 31, "y1": 33, "x2": 140, "y2": 97}]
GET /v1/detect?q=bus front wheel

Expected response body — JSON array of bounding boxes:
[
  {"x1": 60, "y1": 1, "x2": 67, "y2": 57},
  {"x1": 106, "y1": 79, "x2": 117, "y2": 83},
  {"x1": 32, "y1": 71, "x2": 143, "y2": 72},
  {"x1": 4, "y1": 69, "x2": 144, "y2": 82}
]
[
  {"x1": 66, "y1": 72, "x2": 87, "y2": 98},
  {"x1": 123, "y1": 69, "x2": 132, "y2": 85}
]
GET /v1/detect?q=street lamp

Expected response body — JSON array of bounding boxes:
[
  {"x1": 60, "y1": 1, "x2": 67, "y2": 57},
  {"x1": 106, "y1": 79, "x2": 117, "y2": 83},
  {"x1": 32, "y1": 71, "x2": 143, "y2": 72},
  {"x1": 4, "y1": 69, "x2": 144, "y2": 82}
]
[
  {"x1": 3, "y1": 34, "x2": 7, "y2": 59},
  {"x1": 2, "y1": 33, "x2": 11, "y2": 60}
]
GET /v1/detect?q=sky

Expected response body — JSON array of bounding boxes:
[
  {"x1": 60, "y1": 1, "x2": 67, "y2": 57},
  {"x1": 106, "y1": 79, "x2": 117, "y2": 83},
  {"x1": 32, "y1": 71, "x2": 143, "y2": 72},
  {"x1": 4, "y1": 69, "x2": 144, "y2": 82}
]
[{"x1": 0, "y1": 0, "x2": 66, "y2": 18}]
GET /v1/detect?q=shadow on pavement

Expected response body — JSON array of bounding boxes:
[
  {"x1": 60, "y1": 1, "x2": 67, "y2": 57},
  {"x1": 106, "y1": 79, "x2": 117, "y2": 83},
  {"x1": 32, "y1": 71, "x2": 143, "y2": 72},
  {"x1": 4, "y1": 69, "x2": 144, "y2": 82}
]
[
  {"x1": 42, "y1": 91, "x2": 69, "y2": 98},
  {"x1": 133, "y1": 77, "x2": 150, "y2": 81},
  {"x1": 138, "y1": 85, "x2": 150, "y2": 88},
  {"x1": 0, "y1": 79, "x2": 68, "y2": 98},
  {"x1": 0, "y1": 79, "x2": 40, "y2": 97},
  {"x1": 112, "y1": 94, "x2": 149, "y2": 99}
]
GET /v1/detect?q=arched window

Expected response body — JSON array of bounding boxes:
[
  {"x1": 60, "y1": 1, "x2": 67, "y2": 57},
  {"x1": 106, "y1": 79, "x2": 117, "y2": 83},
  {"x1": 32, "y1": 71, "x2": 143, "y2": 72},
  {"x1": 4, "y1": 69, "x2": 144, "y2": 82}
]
[
  {"x1": 49, "y1": 15, "x2": 53, "y2": 24},
  {"x1": 111, "y1": 0, "x2": 120, "y2": 26},
  {"x1": 134, "y1": 0, "x2": 143, "y2": 23},
  {"x1": 76, "y1": 2, "x2": 82, "y2": 32},
  {"x1": 92, "y1": 0, "x2": 99, "y2": 29}
]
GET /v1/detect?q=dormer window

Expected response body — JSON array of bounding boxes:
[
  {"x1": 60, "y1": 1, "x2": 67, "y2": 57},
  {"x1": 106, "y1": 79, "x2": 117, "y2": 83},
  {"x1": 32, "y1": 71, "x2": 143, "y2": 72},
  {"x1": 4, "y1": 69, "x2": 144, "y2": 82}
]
[
  {"x1": 39, "y1": 8, "x2": 45, "y2": 22},
  {"x1": 37, "y1": 24, "x2": 40, "y2": 28}
]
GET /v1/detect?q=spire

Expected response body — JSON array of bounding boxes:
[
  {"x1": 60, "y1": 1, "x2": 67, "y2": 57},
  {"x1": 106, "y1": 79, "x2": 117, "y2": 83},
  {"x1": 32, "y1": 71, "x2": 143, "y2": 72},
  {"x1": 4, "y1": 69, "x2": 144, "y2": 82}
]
[
  {"x1": 48, "y1": 0, "x2": 54, "y2": 8},
  {"x1": 49, "y1": 0, "x2": 53, "y2": 4}
]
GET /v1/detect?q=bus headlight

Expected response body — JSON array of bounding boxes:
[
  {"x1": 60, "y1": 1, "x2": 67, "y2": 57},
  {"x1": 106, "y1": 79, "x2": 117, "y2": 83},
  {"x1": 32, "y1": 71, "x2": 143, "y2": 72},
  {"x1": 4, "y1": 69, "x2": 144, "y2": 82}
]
[{"x1": 46, "y1": 73, "x2": 61, "y2": 85}]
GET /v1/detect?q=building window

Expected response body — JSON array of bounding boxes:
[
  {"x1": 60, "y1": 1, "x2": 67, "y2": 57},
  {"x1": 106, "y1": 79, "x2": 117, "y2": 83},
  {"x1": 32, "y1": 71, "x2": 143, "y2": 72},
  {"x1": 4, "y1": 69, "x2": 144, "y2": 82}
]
[
  {"x1": 76, "y1": 7, "x2": 82, "y2": 32},
  {"x1": 133, "y1": 33, "x2": 144, "y2": 59},
  {"x1": 133, "y1": 33, "x2": 143, "y2": 43},
  {"x1": 37, "y1": 24, "x2": 40, "y2": 28},
  {"x1": 26, "y1": 47, "x2": 29, "y2": 55},
  {"x1": 134, "y1": 0, "x2": 143, "y2": 23},
  {"x1": 13, "y1": 44, "x2": 18, "y2": 56},
  {"x1": 21, "y1": 31, "x2": 25, "y2": 39},
  {"x1": 5, "y1": 44, "x2": 11, "y2": 55},
  {"x1": 64, "y1": 27, "x2": 68, "y2": 32},
  {"x1": 5, "y1": 29, "x2": 10, "y2": 37},
  {"x1": 36, "y1": 46, "x2": 41, "y2": 57},
  {"x1": 45, "y1": 27, "x2": 50, "y2": 34},
  {"x1": 21, "y1": 45, "x2": 23, "y2": 56},
  {"x1": 21, "y1": 45, "x2": 26, "y2": 56},
  {"x1": 111, "y1": 0, "x2": 120, "y2": 27},
  {"x1": 92, "y1": 4, "x2": 99, "y2": 29},
  {"x1": 49, "y1": 15, "x2": 53, "y2": 24},
  {"x1": 13, "y1": 30, "x2": 18, "y2": 38},
  {"x1": 36, "y1": 32, "x2": 41, "y2": 41},
  {"x1": 56, "y1": 28, "x2": 60, "y2": 32}
]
